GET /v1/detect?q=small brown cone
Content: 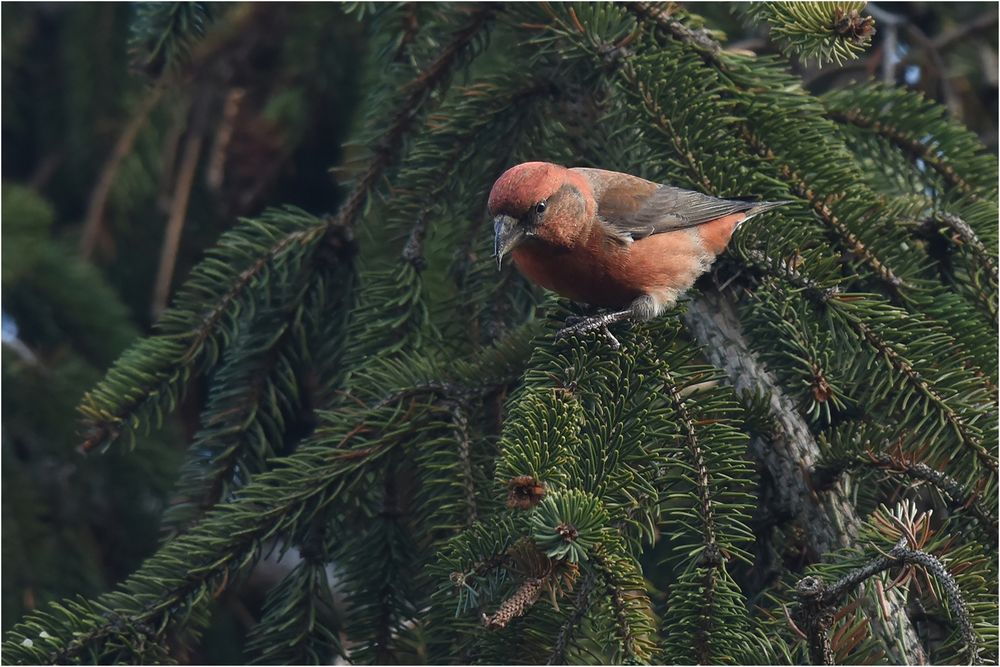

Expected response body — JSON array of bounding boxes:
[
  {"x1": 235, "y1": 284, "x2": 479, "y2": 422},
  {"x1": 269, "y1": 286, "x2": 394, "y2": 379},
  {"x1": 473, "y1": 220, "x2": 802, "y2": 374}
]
[{"x1": 482, "y1": 578, "x2": 544, "y2": 630}]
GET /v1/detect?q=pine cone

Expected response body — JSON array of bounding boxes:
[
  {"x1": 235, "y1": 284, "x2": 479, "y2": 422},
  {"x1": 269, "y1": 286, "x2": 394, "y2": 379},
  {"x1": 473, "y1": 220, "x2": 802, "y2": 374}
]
[
  {"x1": 482, "y1": 578, "x2": 544, "y2": 630},
  {"x1": 833, "y1": 8, "x2": 876, "y2": 45},
  {"x1": 507, "y1": 475, "x2": 546, "y2": 509}
]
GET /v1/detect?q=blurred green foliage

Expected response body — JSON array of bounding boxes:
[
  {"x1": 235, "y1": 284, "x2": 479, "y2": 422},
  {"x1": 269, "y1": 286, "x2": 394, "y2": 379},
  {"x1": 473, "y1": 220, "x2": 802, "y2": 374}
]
[
  {"x1": 1, "y1": 183, "x2": 180, "y2": 630},
  {"x1": 2, "y1": 3, "x2": 365, "y2": 659}
]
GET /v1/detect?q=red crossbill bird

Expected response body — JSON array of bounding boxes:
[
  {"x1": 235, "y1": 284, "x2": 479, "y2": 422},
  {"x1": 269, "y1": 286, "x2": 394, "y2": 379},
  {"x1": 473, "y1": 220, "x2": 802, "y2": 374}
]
[{"x1": 489, "y1": 162, "x2": 790, "y2": 347}]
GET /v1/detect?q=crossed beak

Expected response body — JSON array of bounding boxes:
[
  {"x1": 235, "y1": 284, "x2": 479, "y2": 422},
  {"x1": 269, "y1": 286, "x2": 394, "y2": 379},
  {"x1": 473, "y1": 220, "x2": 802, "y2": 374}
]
[{"x1": 493, "y1": 214, "x2": 524, "y2": 271}]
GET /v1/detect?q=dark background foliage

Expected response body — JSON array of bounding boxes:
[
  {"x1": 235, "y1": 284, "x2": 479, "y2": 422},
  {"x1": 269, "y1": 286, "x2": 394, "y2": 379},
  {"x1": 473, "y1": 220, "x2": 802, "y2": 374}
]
[{"x1": 1, "y1": 2, "x2": 996, "y2": 664}]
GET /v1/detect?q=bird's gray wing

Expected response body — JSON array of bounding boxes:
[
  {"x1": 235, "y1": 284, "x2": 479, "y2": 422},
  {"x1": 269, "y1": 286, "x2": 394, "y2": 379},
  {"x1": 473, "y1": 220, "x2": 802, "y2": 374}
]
[{"x1": 572, "y1": 168, "x2": 764, "y2": 243}]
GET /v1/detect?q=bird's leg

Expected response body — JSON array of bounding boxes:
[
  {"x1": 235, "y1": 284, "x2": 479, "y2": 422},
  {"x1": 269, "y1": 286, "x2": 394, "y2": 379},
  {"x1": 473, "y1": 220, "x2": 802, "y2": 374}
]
[
  {"x1": 563, "y1": 302, "x2": 599, "y2": 326},
  {"x1": 555, "y1": 296, "x2": 659, "y2": 349},
  {"x1": 555, "y1": 309, "x2": 633, "y2": 349}
]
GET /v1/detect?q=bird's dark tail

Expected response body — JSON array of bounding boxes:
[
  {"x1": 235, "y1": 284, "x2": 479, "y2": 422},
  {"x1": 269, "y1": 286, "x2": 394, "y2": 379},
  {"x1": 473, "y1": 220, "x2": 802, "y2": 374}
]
[{"x1": 744, "y1": 200, "x2": 794, "y2": 219}]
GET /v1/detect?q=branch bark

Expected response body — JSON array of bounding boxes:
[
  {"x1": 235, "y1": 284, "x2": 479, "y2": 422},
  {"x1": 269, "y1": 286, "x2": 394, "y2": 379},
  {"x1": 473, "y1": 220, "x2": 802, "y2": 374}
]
[
  {"x1": 795, "y1": 538, "x2": 980, "y2": 665},
  {"x1": 80, "y1": 82, "x2": 167, "y2": 260},
  {"x1": 683, "y1": 287, "x2": 926, "y2": 665},
  {"x1": 152, "y1": 127, "x2": 204, "y2": 320}
]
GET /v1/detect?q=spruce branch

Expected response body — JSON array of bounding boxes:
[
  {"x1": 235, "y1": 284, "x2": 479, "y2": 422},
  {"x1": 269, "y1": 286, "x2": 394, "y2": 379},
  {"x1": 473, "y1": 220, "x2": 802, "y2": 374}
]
[
  {"x1": 830, "y1": 305, "x2": 998, "y2": 475},
  {"x1": 614, "y1": 12, "x2": 988, "y2": 413},
  {"x1": 390, "y1": 3, "x2": 422, "y2": 63},
  {"x1": 695, "y1": 565, "x2": 719, "y2": 665},
  {"x1": 622, "y1": 64, "x2": 717, "y2": 194},
  {"x1": 739, "y1": 2, "x2": 875, "y2": 66},
  {"x1": 78, "y1": 209, "x2": 349, "y2": 454},
  {"x1": 658, "y1": 362, "x2": 749, "y2": 661},
  {"x1": 6, "y1": 390, "x2": 419, "y2": 663},
  {"x1": 160, "y1": 262, "x2": 349, "y2": 538},
  {"x1": 741, "y1": 258, "x2": 998, "y2": 482},
  {"x1": 929, "y1": 212, "x2": 999, "y2": 285},
  {"x1": 683, "y1": 289, "x2": 924, "y2": 661},
  {"x1": 590, "y1": 544, "x2": 653, "y2": 663},
  {"x1": 592, "y1": 549, "x2": 636, "y2": 660},
  {"x1": 795, "y1": 539, "x2": 981, "y2": 665},
  {"x1": 11, "y1": 2, "x2": 999, "y2": 664},
  {"x1": 547, "y1": 572, "x2": 595, "y2": 665},
  {"x1": 824, "y1": 83, "x2": 999, "y2": 199},
  {"x1": 662, "y1": 366, "x2": 720, "y2": 565},
  {"x1": 805, "y1": 277, "x2": 995, "y2": 480},
  {"x1": 245, "y1": 517, "x2": 342, "y2": 664},
  {"x1": 609, "y1": 20, "x2": 993, "y2": 482},
  {"x1": 625, "y1": 1, "x2": 996, "y2": 392},
  {"x1": 444, "y1": 399, "x2": 479, "y2": 527},
  {"x1": 80, "y1": 80, "x2": 168, "y2": 259},
  {"x1": 390, "y1": 75, "x2": 554, "y2": 246},
  {"x1": 161, "y1": 322, "x2": 302, "y2": 535},
  {"x1": 378, "y1": 70, "x2": 555, "y2": 349},
  {"x1": 746, "y1": 247, "x2": 999, "y2": 409},
  {"x1": 744, "y1": 212, "x2": 998, "y2": 402},
  {"x1": 818, "y1": 448, "x2": 999, "y2": 546},
  {"x1": 660, "y1": 364, "x2": 726, "y2": 664},
  {"x1": 740, "y1": 127, "x2": 908, "y2": 295},
  {"x1": 77, "y1": 6, "x2": 496, "y2": 455},
  {"x1": 740, "y1": 249, "x2": 842, "y2": 303},
  {"x1": 336, "y1": 77, "x2": 552, "y2": 375},
  {"x1": 367, "y1": 464, "x2": 414, "y2": 663},
  {"x1": 910, "y1": 209, "x2": 1000, "y2": 349},
  {"x1": 617, "y1": 41, "x2": 902, "y2": 303},
  {"x1": 546, "y1": 14, "x2": 942, "y2": 659},
  {"x1": 128, "y1": 2, "x2": 213, "y2": 77},
  {"x1": 31, "y1": 333, "x2": 531, "y2": 663},
  {"x1": 826, "y1": 106, "x2": 991, "y2": 201},
  {"x1": 613, "y1": 32, "x2": 908, "y2": 304},
  {"x1": 623, "y1": 2, "x2": 723, "y2": 64},
  {"x1": 334, "y1": 5, "x2": 497, "y2": 231},
  {"x1": 245, "y1": 560, "x2": 342, "y2": 664}
]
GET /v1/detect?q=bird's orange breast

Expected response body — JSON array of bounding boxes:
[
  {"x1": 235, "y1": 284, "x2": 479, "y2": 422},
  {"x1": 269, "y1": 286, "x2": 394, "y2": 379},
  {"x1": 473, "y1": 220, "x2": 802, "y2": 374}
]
[
  {"x1": 511, "y1": 236, "x2": 641, "y2": 308},
  {"x1": 511, "y1": 214, "x2": 742, "y2": 309}
]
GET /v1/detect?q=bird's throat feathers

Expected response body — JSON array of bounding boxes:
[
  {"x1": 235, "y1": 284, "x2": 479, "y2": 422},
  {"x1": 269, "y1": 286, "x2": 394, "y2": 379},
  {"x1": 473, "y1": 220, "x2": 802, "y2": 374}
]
[{"x1": 510, "y1": 222, "x2": 638, "y2": 307}]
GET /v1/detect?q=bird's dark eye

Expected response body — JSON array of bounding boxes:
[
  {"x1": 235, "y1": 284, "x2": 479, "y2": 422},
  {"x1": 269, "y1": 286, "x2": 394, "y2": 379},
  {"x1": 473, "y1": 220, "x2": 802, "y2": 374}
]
[{"x1": 535, "y1": 201, "x2": 547, "y2": 215}]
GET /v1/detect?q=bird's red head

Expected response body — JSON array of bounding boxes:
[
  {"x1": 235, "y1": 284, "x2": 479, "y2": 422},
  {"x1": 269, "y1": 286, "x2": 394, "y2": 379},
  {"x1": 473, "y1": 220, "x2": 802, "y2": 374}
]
[
  {"x1": 488, "y1": 162, "x2": 594, "y2": 268},
  {"x1": 488, "y1": 162, "x2": 566, "y2": 218}
]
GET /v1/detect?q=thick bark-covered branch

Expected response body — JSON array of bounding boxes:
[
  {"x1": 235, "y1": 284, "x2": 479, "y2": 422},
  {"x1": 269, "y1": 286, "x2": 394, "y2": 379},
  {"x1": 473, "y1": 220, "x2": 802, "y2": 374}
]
[
  {"x1": 795, "y1": 539, "x2": 980, "y2": 665},
  {"x1": 683, "y1": 288, "x2": 925, "y2": 665}
]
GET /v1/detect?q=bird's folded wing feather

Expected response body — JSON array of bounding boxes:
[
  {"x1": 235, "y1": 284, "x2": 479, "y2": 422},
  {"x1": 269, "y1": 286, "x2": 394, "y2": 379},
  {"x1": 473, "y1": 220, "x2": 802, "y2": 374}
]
[{"x1": 572, "y1": 168, "x2": 758, "y2": 243}]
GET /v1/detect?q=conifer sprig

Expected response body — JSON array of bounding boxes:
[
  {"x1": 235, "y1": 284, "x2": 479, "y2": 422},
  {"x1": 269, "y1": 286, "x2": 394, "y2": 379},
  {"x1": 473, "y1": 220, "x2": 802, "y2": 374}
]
[
  {"x1": 740, "y1": 2, "x2": 875, "y2": 67},
  {"x1": 128, "y1": 2, "x2": 213, "y2": 76},
  {"x1": 824, "y1": 84, "x2": 999, "y2": 201},
  {"x1": 335, "y1": 5, "x2": 498, "y2": 231},
  {"x1": 244, "y1": 553, "x2": 343, "y2": 664},
  {"x1": 796, "y1": 537, "x2": 980, "y2": 664},
  {"x1": 77, "y1": 208, "x2": 344, "y2": 454},
  {"x1": 77, "y1": 5, "x2": 499, "y2": 456},
  {"x1": 160, "y1": 263, "x2": 352, "y2": 537},
  {"x1": 7, "y1": 348, "x2": 513, "y2": 663}
]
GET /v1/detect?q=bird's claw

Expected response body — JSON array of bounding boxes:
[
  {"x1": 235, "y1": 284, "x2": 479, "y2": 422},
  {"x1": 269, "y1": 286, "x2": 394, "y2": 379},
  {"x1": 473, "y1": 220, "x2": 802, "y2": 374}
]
[{"x1": 600, "y1": 325, "x2": 621, "y2": 349}]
